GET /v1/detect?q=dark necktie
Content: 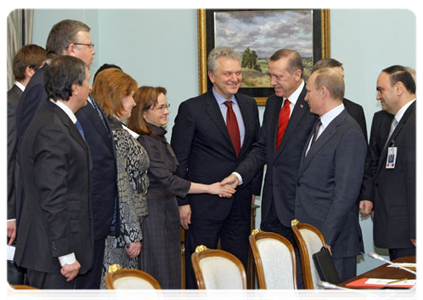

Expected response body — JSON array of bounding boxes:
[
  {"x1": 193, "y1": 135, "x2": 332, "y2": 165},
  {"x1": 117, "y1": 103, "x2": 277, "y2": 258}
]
[
  {"x1": 224, "y1": 101, "x2": 241, "y2": 156},
  {"x1": 75, "y1": 120, "x2": 86, "y2": 141},
  {"x1": 276, "y1": 99, "x2": 291, "y2": 151},
  {"x1": 310, "y1": 119, "x2": 322, "y2": 148}
]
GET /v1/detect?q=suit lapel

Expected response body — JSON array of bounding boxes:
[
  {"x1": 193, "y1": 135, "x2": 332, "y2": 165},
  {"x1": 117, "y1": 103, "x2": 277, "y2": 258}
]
[
  {"x1": 236, "y1": 94, "x2": 253, "y2": 157},
  {"x1": 377, "y1": 101, "x2": 416, "y2": 173},
  {"x1": 276, "y1": 86, "x2": 308, "y2": 157},
  {"x1": 205, "y1": 91, "x2": 234, "y2": 148},
  {"x1": 300, "y1": 110, "x2": 347, "y2": 173}
]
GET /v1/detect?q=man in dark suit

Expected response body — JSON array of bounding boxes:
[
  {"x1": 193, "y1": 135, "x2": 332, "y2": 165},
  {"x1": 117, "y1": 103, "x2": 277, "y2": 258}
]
[
  {"x1": 311, "y1": 58, "x2": 369, "y2": 253},
  {"x1": 373, "y1": 65, "x2": 416, "y2": 260},
  {"x1": 296, "y1": 67, "x2": 367, "y2": 282},
  {"x1": 5, "y1": 45, "x2": 46, "y2": 245},
  {"x1": 15, "y1": 19, "x2": 118, "y2": 289},
  {"x1": 15, "y1": 56, "x2": 93, "y2": 289},
  {"x1": 222, "y1": 49, "x2": 317, "y2": 288},
  {"x1": 7, "y1": 44, "x2": 46, "y2": 285},
  {"x1": 171, "y1": 47, "x2": 262, "y2": 289}
]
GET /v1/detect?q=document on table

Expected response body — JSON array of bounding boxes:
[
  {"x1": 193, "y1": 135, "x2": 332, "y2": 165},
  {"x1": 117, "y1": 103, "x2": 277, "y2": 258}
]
[
  {"x1": 366, "y1": 278, "x2": 416, "y2": 286},
  {"x1": 7, "y1": 245, "x2": 15, "y2": 261}
]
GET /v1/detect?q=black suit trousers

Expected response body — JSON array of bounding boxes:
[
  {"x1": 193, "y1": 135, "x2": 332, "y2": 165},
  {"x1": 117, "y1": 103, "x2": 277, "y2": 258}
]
[{"x1": 184, "y1": 204, "x2": 250, "y2": 289}]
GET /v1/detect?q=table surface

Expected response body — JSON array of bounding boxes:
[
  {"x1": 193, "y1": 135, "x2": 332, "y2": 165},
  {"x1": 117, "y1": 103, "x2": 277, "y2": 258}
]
[{"x1": 338, "y1": 256, "x2": 416, "y2": 288}]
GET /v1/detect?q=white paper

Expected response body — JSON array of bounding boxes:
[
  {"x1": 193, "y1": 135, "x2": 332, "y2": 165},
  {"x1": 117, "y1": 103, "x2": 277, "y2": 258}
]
[
  {"x1": 7, "y1": 245, "x2": 15, "y2": 261},
  {"x1": 365, "y1": 278, "x2": 416, "y2": 286},
  {"x1": 387, "y1": 263, "x2": 416, "y2": 269}
]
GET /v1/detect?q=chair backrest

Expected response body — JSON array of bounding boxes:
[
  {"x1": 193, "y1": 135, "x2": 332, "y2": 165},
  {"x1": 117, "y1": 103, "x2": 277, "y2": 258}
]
[
  {"x1": 191, "y1": 245, "x2": 247, "y2": 289},
  {"x1": 249, "y1": 229, "x2": 297, "y2": 289},
  {"x1": 291, "y1": 219, "x2": 325, "y2": 289},
  {"x1": 5, "y1": 282, "x2": 53, "y2": 300},
  {"x1": 105, "y1": 264, "x2": 161, "y2": 289}
]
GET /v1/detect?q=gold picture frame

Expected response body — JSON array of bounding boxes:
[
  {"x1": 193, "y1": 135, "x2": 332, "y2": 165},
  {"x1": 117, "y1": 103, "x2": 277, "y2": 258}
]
[{"x1": 198, "y1": 9, "x2": 331, "y2": 105}]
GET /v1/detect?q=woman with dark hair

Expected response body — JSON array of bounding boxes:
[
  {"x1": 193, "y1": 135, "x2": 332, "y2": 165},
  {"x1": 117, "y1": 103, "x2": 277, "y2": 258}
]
[
  {"x1": 127, "y1": 86, "x2": 234, "y2": 289},
  {"x1": 92, "y1": 69, "x2": 150, "y2": 289}
]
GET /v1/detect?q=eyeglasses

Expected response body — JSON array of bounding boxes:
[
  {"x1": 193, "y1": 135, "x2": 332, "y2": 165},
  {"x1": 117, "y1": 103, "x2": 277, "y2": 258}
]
[
  {"x1": 153, "y1": 103, "x2": 170, "y2": 112},
  {"x1": 73, "y1": 42, "x2": 95, "y2": 50}
]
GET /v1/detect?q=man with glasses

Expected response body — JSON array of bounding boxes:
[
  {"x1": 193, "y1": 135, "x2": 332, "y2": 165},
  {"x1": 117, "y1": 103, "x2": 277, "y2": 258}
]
[{"x1": 15, "y1": 19, "x2": 118, "y2": 289}]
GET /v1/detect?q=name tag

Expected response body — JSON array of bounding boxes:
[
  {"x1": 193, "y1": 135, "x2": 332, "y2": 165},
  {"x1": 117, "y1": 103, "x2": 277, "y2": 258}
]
[{"x1": 386, "y1": 147, "x2": 397, "y2": 169}]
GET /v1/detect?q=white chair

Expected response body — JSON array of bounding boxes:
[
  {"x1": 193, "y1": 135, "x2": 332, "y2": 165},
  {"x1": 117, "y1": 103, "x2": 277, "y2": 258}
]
[
  {"x1": 105, "y1": 264, "x2": 161, "y2": 289},
  {"x1": 191, "y1": 245, "x2": 247, "y2": 289},
  {"x1": 291, "y1": 219, "x2": 325, "y2": 289},
  {"x1": 5, "y1": 282, "x2": 53, "y2": 300},
  {"x1": 249, "y1": 229, "x2": 297, "y2": 289}
]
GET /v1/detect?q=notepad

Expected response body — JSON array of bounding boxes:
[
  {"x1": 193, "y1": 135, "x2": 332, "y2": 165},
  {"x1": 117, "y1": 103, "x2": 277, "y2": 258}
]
[{"x1": 387, "y1": 263, "x2": 416, "y2": 271}]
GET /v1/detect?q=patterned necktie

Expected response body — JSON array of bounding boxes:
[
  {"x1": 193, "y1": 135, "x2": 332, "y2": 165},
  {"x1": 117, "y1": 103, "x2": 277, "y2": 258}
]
[
  {"x1": 75, "y1": 120, "x2": 86, "y2": 141},
  {"x1": 310, "y1": 118, "x2": 322, "y2": 148},
  {"x1": 224, "y1": 101, "x2": 241, "y2": 156},
  {"x1": 276, "y1": 99, "x2": 291, "y2": 151}
]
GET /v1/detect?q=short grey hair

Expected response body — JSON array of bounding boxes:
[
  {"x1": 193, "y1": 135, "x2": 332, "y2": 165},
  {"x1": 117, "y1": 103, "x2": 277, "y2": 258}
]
[{"x1": 207, "y1": 47, "x2": 241, "y2": 74}]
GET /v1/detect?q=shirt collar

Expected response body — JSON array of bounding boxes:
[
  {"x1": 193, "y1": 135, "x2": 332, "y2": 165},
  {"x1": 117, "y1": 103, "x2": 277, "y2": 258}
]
[
  {"x1": 14, "y1": 81, "x2": 25, "y2": 92},
  {"x1": 212, "y1": 87, "x2": 237, "y2": 106},
  {"x1": 284, "y1": 80, "x2": 304, "y2": 105},
  {"x1": 320, "y1": 103, "x2": 345, "y2": 129},
  {"x1": 394, "y1": 98, "x2": 416, "y2": 123},
  {"x1": 50, "y1": 99, "x2": 77, "y2": 124}
]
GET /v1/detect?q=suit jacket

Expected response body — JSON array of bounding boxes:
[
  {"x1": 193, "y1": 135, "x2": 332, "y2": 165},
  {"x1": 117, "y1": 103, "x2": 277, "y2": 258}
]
[
  {"x1": 343, "y1": 98, "x2": 367, "y2": 141},
  {"x1": 295, "y1": 109, "x2": 367, "y2": 258},
  {"x1": 7, "y1": 84, "x2": 23, "y2": 220},
  {"x1": 373, "y1": 101, "x2": 416, "y2": 248},
  {"x1": 236, "y1": 85, "x2": 318, "y2": 227},
  {"x1": 76, "y1": 98, "x2": 119, "y2": 239},
  {"x1": 171, "y1": 90, "x2": 262, "y2": 221},
  {"x1": 16, "y1": 64, "x2": 48, "y2": 148},
  {"x1": 361, "y1": 110, "x2": 394, "y2": 201},
  {"x1": 15, "y1": 101, "x2": 94, "y2": 274}
]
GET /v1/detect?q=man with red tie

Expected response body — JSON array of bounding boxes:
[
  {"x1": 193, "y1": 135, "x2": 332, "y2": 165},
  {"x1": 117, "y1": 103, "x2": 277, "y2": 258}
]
[
  {"x1": 171, "y1": 47, "x2": 262, "y2": 289},
  {"x1": 222, "y1": 49, "x2": 318, "y2": 288}
]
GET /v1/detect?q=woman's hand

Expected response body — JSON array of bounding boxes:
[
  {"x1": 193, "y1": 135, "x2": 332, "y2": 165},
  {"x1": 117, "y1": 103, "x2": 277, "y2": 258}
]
[
  {"x1": 208, "y1": 182, "x2": 236, "y2": 198},
  {"x1": 126, "y1": 241, "x2": 141, "y2": 259}
]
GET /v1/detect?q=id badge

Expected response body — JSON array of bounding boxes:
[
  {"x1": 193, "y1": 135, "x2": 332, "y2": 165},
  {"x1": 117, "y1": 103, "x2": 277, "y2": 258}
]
[{"x1": 386, "y1": 147, "x2": 397, "y2": 169}]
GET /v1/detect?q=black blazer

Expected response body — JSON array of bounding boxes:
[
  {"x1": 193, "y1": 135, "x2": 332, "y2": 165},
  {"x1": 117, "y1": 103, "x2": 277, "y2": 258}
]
[
  {"x1": 76, "y1": 98, "x2": 118, "y2": 239},
  {"x1": 373, "y1": 101, "x2": 416, "y2": 249},
  {"x1": 171, "y1": 90, "x2": 262, "y2": 221},
  {"x1": 15, "y1": 101, "x2": 94, "y2": 274},
  {"x1": 7, "y1": 84, "x2": 23, "y2": 220},
  {"x1": 236, "y1": 85, "x2": 318, "y2": 227}
]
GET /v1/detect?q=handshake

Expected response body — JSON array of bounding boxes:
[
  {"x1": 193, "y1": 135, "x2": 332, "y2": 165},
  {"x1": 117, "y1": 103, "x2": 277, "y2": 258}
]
[{"x1": 216, "y1": 173, "x2": 240, "y2": 198}]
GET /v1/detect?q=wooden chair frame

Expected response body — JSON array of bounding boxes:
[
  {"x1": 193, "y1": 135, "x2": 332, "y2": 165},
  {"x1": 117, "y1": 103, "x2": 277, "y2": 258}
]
[
  {"x1": 249, "y1": 229, "x2": 297, "y2": 289},
  {"x1": 191, "y1": 245, "x2": 247, "y2": 289},
  {"x1": 291, "y1": 219, "x2": 325, "y2": 289},
  {"x1": 5, "y1": 285, "x2": 53, "y2": 300},
  {"x1": 105, "y1": 264, "x2": 161, "y2": 289}
]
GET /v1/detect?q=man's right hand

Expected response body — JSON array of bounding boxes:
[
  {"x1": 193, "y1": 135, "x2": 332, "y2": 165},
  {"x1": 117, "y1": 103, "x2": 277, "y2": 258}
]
[
  {"x1": 220, "y1": 174, "x2": 239, "y2": 189},
  {"x1": 7, "y1": 220, "x2": 16, "y2": 245},
  {"x1": 60, "y1": 260, "x2": 81, "y2": 282},
  {"x1": 179, "y1": 204, "x2": 191, "y2": 230}
]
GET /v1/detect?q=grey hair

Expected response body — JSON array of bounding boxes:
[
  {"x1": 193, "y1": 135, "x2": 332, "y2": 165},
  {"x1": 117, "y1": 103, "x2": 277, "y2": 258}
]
[{"x1": 207, "y1": 47, "x2": 241, "y2": 74}]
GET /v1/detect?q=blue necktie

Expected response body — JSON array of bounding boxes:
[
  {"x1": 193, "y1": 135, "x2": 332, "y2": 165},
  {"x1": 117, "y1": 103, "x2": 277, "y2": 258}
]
[{"x1": 75, "y1": 120, "x2": 86, "y2": 140}]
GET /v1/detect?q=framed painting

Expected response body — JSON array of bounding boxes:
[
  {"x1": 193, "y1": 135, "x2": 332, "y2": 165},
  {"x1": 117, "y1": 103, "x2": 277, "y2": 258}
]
[{"x1": 198, "y1": 9, "x2": 331, "y2": 105}]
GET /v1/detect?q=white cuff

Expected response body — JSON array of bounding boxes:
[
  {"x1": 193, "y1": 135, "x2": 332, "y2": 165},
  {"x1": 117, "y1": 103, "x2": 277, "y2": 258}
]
[
  {"x1": 232, "y1": 172, "x2": 243, "y2": 185},
  {"x1": 58, "y1": 253, "x2": 76, "y2": 266}
]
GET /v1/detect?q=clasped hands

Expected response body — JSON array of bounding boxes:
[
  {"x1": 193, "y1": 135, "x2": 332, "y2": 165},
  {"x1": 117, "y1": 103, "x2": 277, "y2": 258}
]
[{"x1": 217, "y1": 173, "x2": 239, "y2": 198}]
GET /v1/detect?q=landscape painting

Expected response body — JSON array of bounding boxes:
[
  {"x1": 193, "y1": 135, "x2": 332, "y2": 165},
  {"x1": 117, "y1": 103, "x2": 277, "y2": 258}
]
[
  {"x1": 198, "y1": 9, "x2": 330, "y2": 105},
  {"x1": 214, "y1": 10, "x2": 314, "y2": 88}
]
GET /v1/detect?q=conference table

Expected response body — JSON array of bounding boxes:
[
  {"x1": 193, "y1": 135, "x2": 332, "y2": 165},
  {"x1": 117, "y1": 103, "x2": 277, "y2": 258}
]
[{"x1": 338, "y1": 256, "x2": 416, "y2": 289}]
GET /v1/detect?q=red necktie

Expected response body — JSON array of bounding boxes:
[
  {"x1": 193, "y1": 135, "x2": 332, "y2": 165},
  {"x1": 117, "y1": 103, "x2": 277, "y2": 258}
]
[
  {"x1": 276, "y1": 99, "x2": 291, "y2": 151},
  {"x1": 224, "y1": 101, "x2": 241, "y2": 156}
]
